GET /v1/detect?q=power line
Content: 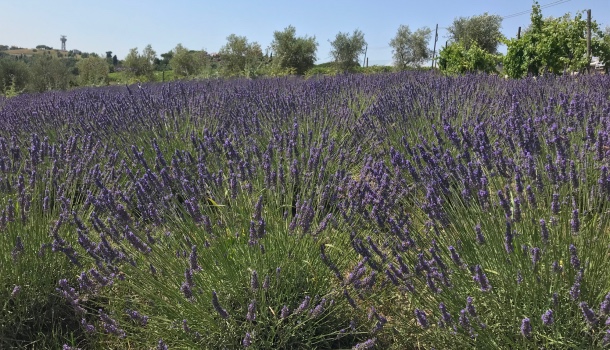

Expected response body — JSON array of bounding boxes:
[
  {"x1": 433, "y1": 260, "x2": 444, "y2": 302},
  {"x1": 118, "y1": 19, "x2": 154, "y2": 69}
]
[{"x1": 502, "y1": 0, "x2": 572, "y2": 20}]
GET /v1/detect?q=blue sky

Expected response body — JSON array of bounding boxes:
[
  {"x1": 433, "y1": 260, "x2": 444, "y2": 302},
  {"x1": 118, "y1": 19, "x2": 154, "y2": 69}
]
[{"x1": 1, "y1": 0, "x2": 608, "y2": 65}]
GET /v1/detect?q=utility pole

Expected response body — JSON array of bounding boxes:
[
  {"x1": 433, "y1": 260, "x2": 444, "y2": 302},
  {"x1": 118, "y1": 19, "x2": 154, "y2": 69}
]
[
  {"x1": 517, "y1": 27, "x2": 521, "y2": 40},
  {"x1": 431, "y1": 24, "x2": 439, "y2": 68}
]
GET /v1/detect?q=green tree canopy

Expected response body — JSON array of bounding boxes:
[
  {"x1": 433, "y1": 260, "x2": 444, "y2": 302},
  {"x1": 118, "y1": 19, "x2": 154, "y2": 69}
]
[
  {"x1": 170, "y1": 44, "x2": 208, "y2": 78},
  {"x1": 329, "y1": 29, "x2": 367, "y2": 72},
  {"x1": 218, "y1": 34, "x2": 263, "y2": 78},
  {"x1": 389, "y1": 25, "x2": 432, "y2": 69},
  {"x1": 77, "y1": 56, "x2": 109, "y2": 86},
  {"x1": 504, "y1": 2, "x2": 610, "y2": 78},
  {"x1": 448, "y1": 13, "x2": 503, "y2": 54},
  {"x1": 123, "y1": 45, "x2": 157, "y2": 80},
  {"x1": 28, "y1": 55, "x2": 72, "y2": 92},
  {"x1": 270, "y1": 25, "x2": 318, "y2": 75},
  {"x1": 0, "y1": 58, "x2": 30, "y2": 95},
  {"x1": 438, "y1": 42, "x2": 499, "y2": 75}
]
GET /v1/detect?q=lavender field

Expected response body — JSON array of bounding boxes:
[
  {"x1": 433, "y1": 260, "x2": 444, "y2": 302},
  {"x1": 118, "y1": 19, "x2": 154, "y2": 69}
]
[{"x1": 1, "y1": 72, "x2": 610, "y2": 349}]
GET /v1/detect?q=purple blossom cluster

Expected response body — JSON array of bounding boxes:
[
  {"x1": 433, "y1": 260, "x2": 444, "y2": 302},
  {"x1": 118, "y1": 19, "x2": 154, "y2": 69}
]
[{"x1": 2, "y1": 72, "x2": 610, "y2": 348}]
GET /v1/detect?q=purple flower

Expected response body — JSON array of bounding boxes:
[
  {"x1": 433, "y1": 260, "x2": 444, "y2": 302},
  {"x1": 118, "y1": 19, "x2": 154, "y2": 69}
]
[
  {"x1": 541, "y1": 309, "x2": 553, "y2": 326},
  {"x1": 242, "y1": 332, "x2": 252, "y2": 347},
  {"x1": 294, "y1": 296, "x2": 311, "y2": 314},
  {"x1": 126, "y1": 309, "x2": 149, "y2": 326},
  {"x1": 189, "y1": 245, "x2": 200, "y2": 271},
  {"x1": 551, "y1": 193, "x2": 560, "y2": 215},
  {"x1": 11, "y1": 285, "x2": 21, "y2": 298},
  {"x1": 11, "y1": 236, "x2": 24, "y2": 261},
  {"x1": 580, "y1": 302, "x2": 598, "y2": 325},
  {"x1": 353, "y1": 338, "x2": 376, "y2": 349},
  {"x1": 531, "y1": 247, "x2": 541, "y2": 267},
  {"x1": 157, "y1": 339, "x2": 168, "y2": 350},
  {"x1": 99, "y1": 309, "x2": 125, "y2": 338},
  {"x1": 280, "y1": 305, "x2": 290, "y2": 319},
  {"x1": 439, "y1": 302, "x2": 453, "y2": 326},
  {"x1": 250, "y1": 270, "x2": 259, "y2": 292},
  {"x1": 459, "y1": 309, "x2": 470, "y2": 329},
  {"x1": 520, "y1": 318, "x2": 532, "y2": 337},
  {"x1": 526, "y1": 185, "x2": 537, "y2": 208},
  {"x1": 182, "y1": 319, "x2": 190, "y2": 333},
  {"x1": 466, "y1": 296, "x2": 477, "y2": 317},
  {"x1": 516, "y1": 270, "x2": 523, "y2": 285},
  {"x1": 246, "y1": 300, "x2": 256, "y2": 321},
  {"x1": 426, "y1": 272, "x2": 441, "y2": 293},
  {"x1": 414, "y1": 308, "x2": 428, "y2": 329},
  {"x1": 473, "y1": 265, "x2": 491, "y2": 291},
  {"x1": 448, "y1": 246, "x2": 464, "y2": 267},
  {"x1": 570, "y1": 270, "x2": 583, "y2": 300},
  {"x1": 569, "y1": 244, "x2": 580, "y2": 269},
  {"x1": 212, "y1": 290, "x2": 230, "y2": 319},
  {"x1": 570, "y1": 209, "x2": 580, "y2": 234},
  {"x1": 475, "y1": 224, "x2": 485, "y2": 244},
  {"x1": 540, "y1": 219, "x2": 549, "y2": 245},
  {"x1": 309, "y1": 298, "x2": 326, "y2": 318}
]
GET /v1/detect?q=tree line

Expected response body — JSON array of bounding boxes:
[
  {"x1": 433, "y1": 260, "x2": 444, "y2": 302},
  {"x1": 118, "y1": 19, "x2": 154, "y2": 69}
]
[{"x1": 2, "y1": 1, "x2": 610, "y2": 96}]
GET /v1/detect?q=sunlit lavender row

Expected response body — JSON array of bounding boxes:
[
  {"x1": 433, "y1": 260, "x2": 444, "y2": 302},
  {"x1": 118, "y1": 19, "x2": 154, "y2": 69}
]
[{"x1": 2, "y1": 72, "x2": 610, "y2": 349}]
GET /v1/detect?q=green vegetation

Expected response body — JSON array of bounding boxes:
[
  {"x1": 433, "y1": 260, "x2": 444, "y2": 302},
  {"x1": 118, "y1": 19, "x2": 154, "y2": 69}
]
[
  {"x1": 504, "y1": 2, "x2": 610, "y2": 78},
  {"x1": 389, "y1": 25, "x2": 432, "y2": 69},
  {"x1": 270, "y1": 26, "x2": 318, "y2": 75},
  {"x1": 329, "y1": 29, "x2": 367, "y2": 72}
]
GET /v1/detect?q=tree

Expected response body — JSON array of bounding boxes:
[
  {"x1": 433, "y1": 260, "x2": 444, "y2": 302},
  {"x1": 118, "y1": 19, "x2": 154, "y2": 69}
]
[
  {"x1": 329, "y1": 29, "x2": 367, "y2": 72},
  {"x1": 77, "y1": 56, "x2": 109, "y2": 85},
  {"x1": 448, "y1": 13, "x2": 503, "y2": 54},
  {"x1": 106, "y1": 51, "x2": 113, "y2": 59},
  {"x1": 438, "y1": 42, "x2": 499, "y2": 74},
  {"x1": 270, "y1": 26, "x2": 318, "y2": 75},
  {"x1": 123, "y1": 45, "x2": 157, "y2": 80},
  {"x1": 218, "y1": 34, "x2": 263, "y2": 77},
  {"x1": 389, "y1": 25, "x2": 432, "y2": 69},
  {"x1": 170, "y1": 44, "x2": 207, "y2": 78},
  {"x1": 504, "y1": 2, "x2": 610, "y2": 78},
  {"x1": 0, "y1": 58, "x2": 30, "y2": 95},
  {"x1": 28, "y1": 55, "x2": 72, "y2": 92}
]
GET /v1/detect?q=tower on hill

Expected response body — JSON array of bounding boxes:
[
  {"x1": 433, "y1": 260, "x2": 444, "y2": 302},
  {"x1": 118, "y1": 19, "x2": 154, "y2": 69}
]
[{"x1": 60, "y1": 35, "x2": 67, "y2": 51}]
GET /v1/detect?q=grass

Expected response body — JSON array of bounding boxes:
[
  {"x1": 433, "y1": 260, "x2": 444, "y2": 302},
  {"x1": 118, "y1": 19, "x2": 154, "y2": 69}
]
[{"x1": 1, "y1": 72, "x2": 610, "y2": 349}]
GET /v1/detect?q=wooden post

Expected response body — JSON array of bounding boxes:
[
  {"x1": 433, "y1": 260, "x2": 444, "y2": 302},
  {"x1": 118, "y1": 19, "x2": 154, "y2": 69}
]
[
  {"x1": 517, "y1": 27, "x2": 521, "y2": 40},
  {"x1": 431, "y1": 24, "x2": 439, "y2": 68},
  {"x1": 366, "y1": 57, "x2": 368, "y2": 68}
]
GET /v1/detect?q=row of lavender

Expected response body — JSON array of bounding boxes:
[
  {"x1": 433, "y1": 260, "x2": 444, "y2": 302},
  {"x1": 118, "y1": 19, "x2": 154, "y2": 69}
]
[{"x1": 1, "y1": 73, "x2": 610, "y2": 349}]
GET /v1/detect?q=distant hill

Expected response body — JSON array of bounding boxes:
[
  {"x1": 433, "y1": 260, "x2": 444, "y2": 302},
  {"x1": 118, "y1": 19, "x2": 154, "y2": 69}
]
[{"x1": 1, "y1": 48, "x2": 67, "y2": 56}]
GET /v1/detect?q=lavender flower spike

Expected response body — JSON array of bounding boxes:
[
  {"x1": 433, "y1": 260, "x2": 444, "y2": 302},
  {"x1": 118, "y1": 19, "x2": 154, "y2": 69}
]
[
  {"x1": 414, "y1": 308, "x2": 429, "y2": 329},
  {"x1": 520, "y1": 318, "x2": 532, "y2": 337},
  {"x1": 212, "y1": 290, "x2": 230, "y2": 319},
  {"x1": 353, "y1": 338, "x2": 376, "y2": 349},
  {"x1": 579, "y1": 302, "x2": 598, "y2": 325},
  {"x1": 473, "y1": 265, "x2": 492, "y2": 291},
  {"x1": 541, "y1": 309, "x2": 554, "y2": 326}
]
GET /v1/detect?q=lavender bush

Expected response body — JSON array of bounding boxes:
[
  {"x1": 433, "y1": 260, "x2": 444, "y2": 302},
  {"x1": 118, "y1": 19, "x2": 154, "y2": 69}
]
[{"x1": 1, "y1": 72, "x2": 610, "y2": 349}]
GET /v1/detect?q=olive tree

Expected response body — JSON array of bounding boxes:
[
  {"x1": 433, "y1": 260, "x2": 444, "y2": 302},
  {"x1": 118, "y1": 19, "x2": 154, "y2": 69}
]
[
  {"x1": 270, "y1": 26, "x2": 318, "y2": 75},
  {"x1": 329, "y1": 29, "x2": 367, "y2": 72},
  {"x1": 389, "y1": 25, "x2": 432, "y2": 69}
]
